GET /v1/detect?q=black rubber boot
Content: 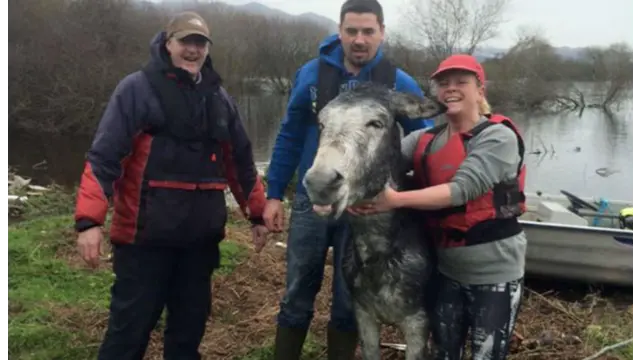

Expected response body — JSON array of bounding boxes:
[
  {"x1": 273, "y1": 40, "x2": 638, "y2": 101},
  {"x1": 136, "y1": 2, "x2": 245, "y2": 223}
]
[
  {"x1": 273, "y1": 326, "x2": 308, "y2": 360},
  {"x1": 327, "y1": 326, "x2": 359, "y2": 360}
]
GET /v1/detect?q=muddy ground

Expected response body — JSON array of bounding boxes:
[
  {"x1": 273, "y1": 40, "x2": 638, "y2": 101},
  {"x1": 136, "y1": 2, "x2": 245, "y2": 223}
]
[{"x1": 53, "y1": 214, "x2": 632, "y2": 360}]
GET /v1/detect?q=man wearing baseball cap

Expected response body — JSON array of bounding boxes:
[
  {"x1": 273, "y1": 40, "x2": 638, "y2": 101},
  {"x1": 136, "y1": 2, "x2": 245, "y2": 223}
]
[{"x1": 74, "y1": 11, "x2": 269, "y2": 359}]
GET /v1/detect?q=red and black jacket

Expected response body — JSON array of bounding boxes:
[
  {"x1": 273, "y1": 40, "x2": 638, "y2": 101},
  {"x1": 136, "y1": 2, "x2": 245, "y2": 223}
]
[{"x1": 74, "y1": 31, "x2": 266, "y2": 246}]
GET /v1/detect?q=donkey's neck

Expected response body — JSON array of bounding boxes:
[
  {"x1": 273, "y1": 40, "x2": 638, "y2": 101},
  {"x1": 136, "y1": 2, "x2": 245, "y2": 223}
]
[
  {"x1": 348, "y1": 210, "x2": 397, "y2": 259},
  {"x1": 347, "y1": 140, "x2": 407, "y2": 258}
]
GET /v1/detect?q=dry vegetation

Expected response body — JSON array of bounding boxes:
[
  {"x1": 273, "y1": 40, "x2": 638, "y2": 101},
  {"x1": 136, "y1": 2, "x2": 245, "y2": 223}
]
[
  {"x1": 8, "y1": 0, "x2": 327, "y2": 134},
  {"x1": 8, "y1": 209, "x2": 633, "y2": 360},
  {"x1": 9, "y1": 0, "x2": 632, "y2": 135}
]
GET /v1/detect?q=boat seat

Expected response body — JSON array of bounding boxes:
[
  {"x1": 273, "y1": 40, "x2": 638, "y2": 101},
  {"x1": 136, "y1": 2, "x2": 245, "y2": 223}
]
[{"x1": 536, "y1": 201, "x2": 589, "y2": 226}]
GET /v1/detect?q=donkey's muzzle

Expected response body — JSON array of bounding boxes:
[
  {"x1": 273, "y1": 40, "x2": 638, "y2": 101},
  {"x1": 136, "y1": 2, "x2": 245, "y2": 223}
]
[{"x1": 303, "y1": 168, "x2": 345, "y2": 204}]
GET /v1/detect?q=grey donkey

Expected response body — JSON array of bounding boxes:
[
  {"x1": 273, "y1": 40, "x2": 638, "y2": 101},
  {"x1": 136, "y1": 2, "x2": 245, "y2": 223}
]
[{"x1": 302, "y1": 82, "x2": 448, "y2": 360}]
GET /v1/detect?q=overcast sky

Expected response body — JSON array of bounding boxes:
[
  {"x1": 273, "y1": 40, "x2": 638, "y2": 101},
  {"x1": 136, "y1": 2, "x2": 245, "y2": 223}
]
[{"x1": 216, "y1": 0, "x2": 633, "y2": 48}]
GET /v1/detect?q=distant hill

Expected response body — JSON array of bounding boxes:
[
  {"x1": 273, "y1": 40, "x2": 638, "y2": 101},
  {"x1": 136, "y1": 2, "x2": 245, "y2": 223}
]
[
  {"x1": 473, "y1": 46, "x2": 590, "y2": 62},
  {"x1": 235, "y1": 1, "x2": 338, "y2": 33},
  {"x1": 231, "y1": 2, "x2": 591, "y2": 60},
  {"x1": 146, "y1": 0, "x2": 590, "y2": 60}
]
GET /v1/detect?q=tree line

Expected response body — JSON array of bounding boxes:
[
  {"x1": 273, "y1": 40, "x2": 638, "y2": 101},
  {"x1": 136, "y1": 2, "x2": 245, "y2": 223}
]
[{"x1": 8, "y1": 0, "x2": 632, "y2": 134}]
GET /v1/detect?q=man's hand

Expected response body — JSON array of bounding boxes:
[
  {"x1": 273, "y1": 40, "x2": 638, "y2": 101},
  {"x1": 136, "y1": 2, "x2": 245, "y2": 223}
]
[
  {"x1": 263, "y1": 199, "x2": 285, "y2": 232},
  {"x1": 251, "y1": 225, "x2": 270, "y2": 253},
  {"x1": 77, "y1": 226, "x2": 103, "y2": 269}
]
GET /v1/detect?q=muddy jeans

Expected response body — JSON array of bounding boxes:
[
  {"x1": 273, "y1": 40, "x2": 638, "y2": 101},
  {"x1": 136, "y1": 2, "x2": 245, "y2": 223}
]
[
  {"x1": 276, "y1": 193, "x2": 357, "y2": 332},
  {"x1": 430, "y1": 273, "x2": 523, "y2": 360}
]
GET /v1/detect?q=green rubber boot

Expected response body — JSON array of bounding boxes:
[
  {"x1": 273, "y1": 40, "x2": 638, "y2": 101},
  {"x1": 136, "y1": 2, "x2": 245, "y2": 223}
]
[
  {"x1": 273, "y1": 325, "x2": 308, "y2": 360},
  {"x1": 327, "y1": 326, "x2": 359, "y2": 360}
]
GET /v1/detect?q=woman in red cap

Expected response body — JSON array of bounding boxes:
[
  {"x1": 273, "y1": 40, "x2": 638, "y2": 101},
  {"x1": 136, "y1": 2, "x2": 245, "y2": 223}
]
[{"x1": 349, "y1": 54, "x2": 528, "y2": 360}]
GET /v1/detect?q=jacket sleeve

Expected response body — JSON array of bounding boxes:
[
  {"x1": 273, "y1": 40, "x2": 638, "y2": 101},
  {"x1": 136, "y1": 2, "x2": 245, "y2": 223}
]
[
  {"x1": 265, "y1": 65, "x2": 312, "y2": 200},
  {"x1": 394, "y1": 69, "x2": 436, "y2": 134},
  {"x1": 449, "y1": 123, "x2": 520, "y2": 206},
  {"x1": 219, "y1": 87, "x2": 267, "y2": 226},
  {"x1": 74, "y1": 73, "x2": 147, "y2": 232}
]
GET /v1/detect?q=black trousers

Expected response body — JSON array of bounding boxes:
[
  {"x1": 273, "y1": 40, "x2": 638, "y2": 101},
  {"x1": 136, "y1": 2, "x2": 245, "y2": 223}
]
[{"x1": 97, "y1": 241, "x2": 220, "y2": 360}]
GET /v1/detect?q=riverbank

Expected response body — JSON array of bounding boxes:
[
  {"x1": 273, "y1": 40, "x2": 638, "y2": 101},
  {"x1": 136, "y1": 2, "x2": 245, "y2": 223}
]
[
  {"x1": 7, "y1": 211, "x2": 328, "y2": 360},
  {"x1": 7, "y1": 180, "x2": 633, "y2": 359}
]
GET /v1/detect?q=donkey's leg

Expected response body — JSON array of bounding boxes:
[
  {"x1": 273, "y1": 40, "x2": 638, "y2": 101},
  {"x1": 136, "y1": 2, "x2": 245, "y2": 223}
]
[
  {"x1": 354, "y1": 303, "x2": 380, "y2": 360},
  {"x1": 400, "y1": 310, "x2": 430, "y2": 360}
]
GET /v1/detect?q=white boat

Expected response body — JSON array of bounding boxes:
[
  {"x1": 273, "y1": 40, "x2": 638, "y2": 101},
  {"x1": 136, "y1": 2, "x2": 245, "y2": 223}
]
[{"x1": 520, "y1": 190, "x2": 633, "y2": 287}]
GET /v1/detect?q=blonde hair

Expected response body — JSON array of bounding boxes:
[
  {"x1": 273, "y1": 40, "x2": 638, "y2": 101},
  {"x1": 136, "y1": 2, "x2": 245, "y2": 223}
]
[
  {"x1": 475, "y1": 77, "x2": 492, "y2": 115},
  {"x1": 479, "y1": 97, "x2": 492, "y2": 116}
]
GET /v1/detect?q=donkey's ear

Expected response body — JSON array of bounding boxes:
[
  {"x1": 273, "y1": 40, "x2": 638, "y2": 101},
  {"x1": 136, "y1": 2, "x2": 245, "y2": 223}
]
[{"x1": 389, "y1": 91, "x2": 448, "y2": 120}]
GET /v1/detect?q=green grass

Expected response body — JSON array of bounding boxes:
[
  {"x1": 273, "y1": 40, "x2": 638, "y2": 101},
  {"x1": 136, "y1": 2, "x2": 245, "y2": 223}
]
[
  {"x1": 236, "y1": 334, "x2": 325, "y2": 360},
  {"x1": 8, "y1": 214, "x2": 249, "y2": 360},
  {"x1": 582, "y1": 315, "x2": 633, "y2": 359}
]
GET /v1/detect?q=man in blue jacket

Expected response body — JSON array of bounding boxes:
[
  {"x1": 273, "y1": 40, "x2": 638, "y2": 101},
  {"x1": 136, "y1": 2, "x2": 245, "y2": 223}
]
[{"x1": 262, "y1": 0, "x2": 435, "y2": 358}]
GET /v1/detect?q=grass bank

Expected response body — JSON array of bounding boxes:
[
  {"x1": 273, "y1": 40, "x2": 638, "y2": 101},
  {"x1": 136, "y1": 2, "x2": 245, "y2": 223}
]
[
  {"x1": 8, "y1": 205, "x2": 633, "y2": 360},
  {"x1": 8, "y1": 213, "x2": 248, "y2": 359}
]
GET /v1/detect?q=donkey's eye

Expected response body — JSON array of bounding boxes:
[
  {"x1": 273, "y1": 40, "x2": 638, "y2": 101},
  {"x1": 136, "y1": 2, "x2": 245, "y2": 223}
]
[{"x1": 366, "y1": 120, "x2": 384, "y2": 129}]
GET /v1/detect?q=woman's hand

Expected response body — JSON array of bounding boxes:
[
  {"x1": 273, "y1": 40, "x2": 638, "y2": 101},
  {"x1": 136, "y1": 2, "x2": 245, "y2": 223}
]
[{"x1": 347, "y1": 186, "x2": 401, "y2": 215}]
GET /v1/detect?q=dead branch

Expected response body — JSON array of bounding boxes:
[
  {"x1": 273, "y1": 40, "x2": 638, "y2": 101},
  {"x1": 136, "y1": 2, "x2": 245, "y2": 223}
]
[
  {"x1": 525, "y1": 287, "x2": 582, "y2": 323},
  {"x1": 581, "y1": 338, "x2": 632, "y2": 360}
]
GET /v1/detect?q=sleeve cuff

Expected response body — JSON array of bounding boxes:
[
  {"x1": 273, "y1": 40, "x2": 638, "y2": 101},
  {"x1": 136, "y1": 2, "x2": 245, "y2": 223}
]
[
  {"x1": 449, "y1": 182, "x2": 464, "y2": 207},
  {"x1": 249, "y1": 216, "x2": 265, "y2": 226},
  {"x1": 266, "y1": 183, "x2": 286, "y2": 200},
  {"x1": 75, "y1": 218, "x2": 102, "y2": 233}
]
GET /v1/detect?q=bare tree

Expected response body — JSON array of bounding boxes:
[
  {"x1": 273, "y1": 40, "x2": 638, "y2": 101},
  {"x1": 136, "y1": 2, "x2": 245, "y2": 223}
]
[
  {"x1": 8, "y1": 0, "x2": 327, "y2": 133},
  {"x1": 399, "y1": 0, "x2": 511, "y2": 61},
  {"x1": 481, "y1": 27, "x2": 577, "y2": 111},
  {"x1": 383, "y1": 32, "x2": 434, "y2": 90},
  {"x1": 249, "y1": 17, "x2": 327, "y2": 94},
  {"x1": 583, "y1": 43, "x2": 633, "y2": 109}
]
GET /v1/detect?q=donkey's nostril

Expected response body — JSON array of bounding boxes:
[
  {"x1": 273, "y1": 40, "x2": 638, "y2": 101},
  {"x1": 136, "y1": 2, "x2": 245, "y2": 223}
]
[
  {"x1": 303, "y1": 168, "x2": 345, "y2": 196},
  {"x1": 333, "y1": 170, "x2": 344, "y2": 184}
]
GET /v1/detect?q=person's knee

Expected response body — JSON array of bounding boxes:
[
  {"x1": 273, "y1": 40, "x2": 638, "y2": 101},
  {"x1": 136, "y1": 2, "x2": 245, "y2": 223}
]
[
  {"x1": 328, "y1": 310, "x2": 357, "y2": 332},
  {"x1": 277, "y1": 271, "x2": 322, "y2": 329},
  {"x1": 278, "y1": 200, "x2": 330, "y2": 324},
  {"x1": 108, "y1": 279, "x2": 165, "y2": 333},
  {"x1": 285, "y1": 208, "x2": 328, "y2": 289}
]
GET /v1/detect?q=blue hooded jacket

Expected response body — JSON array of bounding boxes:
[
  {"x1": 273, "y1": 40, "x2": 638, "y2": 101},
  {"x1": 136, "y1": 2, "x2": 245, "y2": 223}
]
[{"x1": 265, "y1": 34, "x2": 435, "y2": 200}]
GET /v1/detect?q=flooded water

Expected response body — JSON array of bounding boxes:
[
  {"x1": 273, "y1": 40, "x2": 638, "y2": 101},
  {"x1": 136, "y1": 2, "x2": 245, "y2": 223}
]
[{"x1": 8, "y1": 92, "x2": 633, "y2": 202}]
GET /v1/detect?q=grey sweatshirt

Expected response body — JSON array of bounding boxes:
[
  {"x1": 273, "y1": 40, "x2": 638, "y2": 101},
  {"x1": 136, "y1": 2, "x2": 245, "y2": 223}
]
[{"x1": 400, "y1": 117, "x2": 527, "y2": 285}]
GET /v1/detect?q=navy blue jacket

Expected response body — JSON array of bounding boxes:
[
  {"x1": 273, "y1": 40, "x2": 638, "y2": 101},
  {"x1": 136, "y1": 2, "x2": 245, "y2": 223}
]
[{"x1": 74, "y1": 31, "x2": 266, "y2": 246}]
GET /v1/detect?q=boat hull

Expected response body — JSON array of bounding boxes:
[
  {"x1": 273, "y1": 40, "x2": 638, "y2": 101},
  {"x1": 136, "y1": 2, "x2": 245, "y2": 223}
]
[
  {"x1": 520, "y1": 191, "x2": 633, "y2": 286},
  {"x1": 520, "y1": 220, "x2": 633, "y2": 286}
]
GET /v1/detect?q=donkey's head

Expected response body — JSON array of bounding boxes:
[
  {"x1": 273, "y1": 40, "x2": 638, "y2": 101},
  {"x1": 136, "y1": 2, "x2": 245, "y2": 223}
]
[{"x1": 303, "y1": 82, "x2": 447, "y2": 218}]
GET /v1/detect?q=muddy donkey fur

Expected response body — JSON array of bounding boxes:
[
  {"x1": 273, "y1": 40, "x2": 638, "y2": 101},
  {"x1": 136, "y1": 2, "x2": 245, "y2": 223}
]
[{"x1": 302, "y1": 82, "x2": 447, "y2": 360}]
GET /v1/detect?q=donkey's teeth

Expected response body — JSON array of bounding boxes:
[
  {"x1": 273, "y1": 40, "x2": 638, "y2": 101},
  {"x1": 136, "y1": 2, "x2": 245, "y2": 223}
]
[{"x1": 313, "y1": 204, "x2": 332, "y2": 216}]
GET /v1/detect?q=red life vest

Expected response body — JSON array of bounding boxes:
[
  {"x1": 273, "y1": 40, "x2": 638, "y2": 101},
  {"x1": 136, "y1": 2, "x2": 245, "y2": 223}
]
[{"x1": 411, "y1": 114, "x2": 527, "y2": 248}]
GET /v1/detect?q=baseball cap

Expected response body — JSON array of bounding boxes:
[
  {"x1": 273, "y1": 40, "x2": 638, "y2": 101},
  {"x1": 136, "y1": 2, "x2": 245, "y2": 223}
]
[
  {"x1": 165, "y1": 11, "x2": 212, "y2": 43},
  {"x1": 430, "y1": 54, "x2": 486, "y2": 85}
]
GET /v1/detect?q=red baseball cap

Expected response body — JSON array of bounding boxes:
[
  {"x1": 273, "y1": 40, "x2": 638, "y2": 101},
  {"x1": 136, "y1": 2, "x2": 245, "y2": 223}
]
[{"x1": 430, "y1": 54, "x2": 486, "y2": 85}]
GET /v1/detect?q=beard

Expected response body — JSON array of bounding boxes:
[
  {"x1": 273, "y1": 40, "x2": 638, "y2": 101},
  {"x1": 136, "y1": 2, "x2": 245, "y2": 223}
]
[{"x1": 345, "y1": 46, "x2": 372, "y2": 68}]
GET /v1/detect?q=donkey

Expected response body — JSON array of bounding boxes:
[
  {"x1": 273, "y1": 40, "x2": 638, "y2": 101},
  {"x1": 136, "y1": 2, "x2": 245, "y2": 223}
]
[{"x1": 302, "y1": 82, "x2": 447, "y2": 360}]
